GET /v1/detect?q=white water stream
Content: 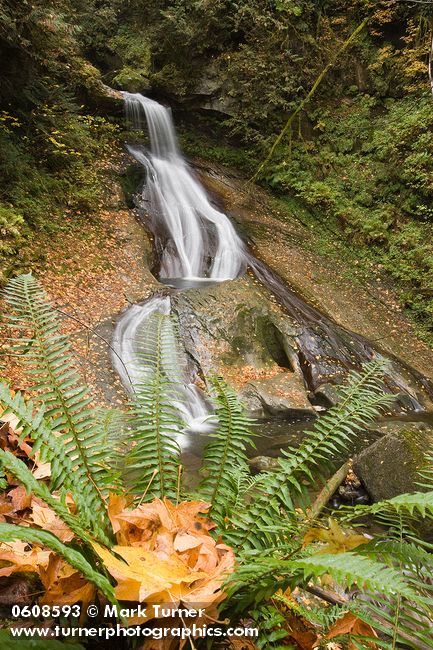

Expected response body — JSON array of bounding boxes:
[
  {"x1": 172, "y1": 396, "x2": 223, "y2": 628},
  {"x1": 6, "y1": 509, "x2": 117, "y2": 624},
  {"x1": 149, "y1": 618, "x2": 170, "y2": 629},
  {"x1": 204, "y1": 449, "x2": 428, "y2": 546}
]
[
  {"x1": 112, "y1": 93, "x2": 248, "y2": 444},
  {"x1": 111, "y1": 295, "x2": 214, "y2": 445},
  {"x1": 122, "y1": 91, "x2": 246, "y2": 281}
]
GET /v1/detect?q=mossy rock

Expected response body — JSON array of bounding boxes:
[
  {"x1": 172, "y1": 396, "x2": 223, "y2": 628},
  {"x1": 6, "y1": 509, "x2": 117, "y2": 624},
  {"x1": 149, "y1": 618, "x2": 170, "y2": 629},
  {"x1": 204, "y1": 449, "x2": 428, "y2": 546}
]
[{"x1": 353, "y1": 420, "x2": 433, "y2": 501}]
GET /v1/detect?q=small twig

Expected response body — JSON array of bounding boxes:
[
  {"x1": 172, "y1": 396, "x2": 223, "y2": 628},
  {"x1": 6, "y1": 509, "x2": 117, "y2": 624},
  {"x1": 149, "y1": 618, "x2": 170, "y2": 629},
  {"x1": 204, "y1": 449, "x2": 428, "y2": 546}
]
[
  {"x1": 175, "y1": 464, "x2": 183, "y2": 506},
  {"x1": 309, "y1": 461, "x2": 351, "y2": 520},
  {"x1": 305, "y1": 584, "x2": 346, "y2": 606},
  {"x1": 137, "y1": 469, "x2": 158, "y2": 506}
]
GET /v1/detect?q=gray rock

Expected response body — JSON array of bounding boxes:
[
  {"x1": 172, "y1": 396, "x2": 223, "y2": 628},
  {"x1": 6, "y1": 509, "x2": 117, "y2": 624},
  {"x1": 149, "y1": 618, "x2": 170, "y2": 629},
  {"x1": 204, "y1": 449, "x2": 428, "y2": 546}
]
[
  {"x1": 170, "y1": 277, "x2": 316, "y2": 418},
  {"x1": 353, "y1": 422, "x2": 433, "y2": 501},
  {"x1": 312, "y1": 382, "x2": 341, "y2": 407},
  {"x1": 240, "y1": 372, "x2": 316, "y2": 418},
  {"x1": 249, "y1": 456, "x2": 280, "y2": 472}
]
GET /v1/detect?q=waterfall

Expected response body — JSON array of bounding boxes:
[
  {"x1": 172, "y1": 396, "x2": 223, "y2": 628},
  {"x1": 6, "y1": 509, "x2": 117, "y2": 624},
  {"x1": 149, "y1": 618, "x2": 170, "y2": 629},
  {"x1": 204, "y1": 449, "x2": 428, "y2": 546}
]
[
  {"x1": 111, "y1": 91, "x2": 248, "y2": 446},
  {"x1": 122, "y1": 92, "x2": 246, "y2": 282},
  {"x1": 112, "y1": 92, "x2": 431, "y2": 451},
  {"x1": 111, "y1": 295, "x2": 215, "y2": 446}
]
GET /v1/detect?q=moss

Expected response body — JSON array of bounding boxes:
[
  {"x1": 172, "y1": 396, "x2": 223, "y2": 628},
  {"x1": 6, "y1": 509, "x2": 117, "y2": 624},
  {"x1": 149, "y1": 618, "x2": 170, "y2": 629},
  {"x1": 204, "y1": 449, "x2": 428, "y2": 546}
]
[
  {"x1": 265, "y1": 94, "x2": 433, "y2": 339},
  {"x1": 401, "y1": 428, "x2": 431, "y2": 468},
  {"x1": 118, "y1": 164, "x2": 145, "y2": 208},
  {"x1": 180, "y1": 130, "x2": 256, "y2": 174},
  {"x1": 109, "y1": 26, "x2": 151, "y2": 92}
]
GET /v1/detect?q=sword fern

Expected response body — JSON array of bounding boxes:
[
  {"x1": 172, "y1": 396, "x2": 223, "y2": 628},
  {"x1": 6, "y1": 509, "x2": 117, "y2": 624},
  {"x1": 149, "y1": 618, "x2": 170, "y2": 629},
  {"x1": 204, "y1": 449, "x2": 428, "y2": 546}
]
[
  {"x1": 224, "y1": 362, "x2": 395, "y2": 550},
  {"x1": 122, "y1": 313, "x2": 183, "y2": 500},
  {"x1": 2, "y1": 274, "x2": 116, "y2": 542},
  {"x1": 196, "y1": 376, "x2": 255, "y2": 523}
]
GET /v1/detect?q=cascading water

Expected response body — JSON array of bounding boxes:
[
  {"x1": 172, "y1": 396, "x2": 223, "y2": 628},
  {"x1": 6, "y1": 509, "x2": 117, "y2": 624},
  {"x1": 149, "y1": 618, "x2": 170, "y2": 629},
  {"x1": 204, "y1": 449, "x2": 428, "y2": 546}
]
[
  {"x1": 112, "y1": 91, "x2": 433, "y2": 452},
  {"x1": 111, "y1": 91, "x2": 250, "y2": 445},
  {"x1": 111, "y1": 294, "x2": 214, "y2": 447},
  {"x1": 122, "y1": 92, "x2": 246, "y2": 282}
]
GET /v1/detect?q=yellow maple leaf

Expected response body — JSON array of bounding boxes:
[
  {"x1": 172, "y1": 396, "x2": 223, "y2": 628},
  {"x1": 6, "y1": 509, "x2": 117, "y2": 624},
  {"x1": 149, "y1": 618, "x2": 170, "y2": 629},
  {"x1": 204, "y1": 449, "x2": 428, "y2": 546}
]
[
  {"x1": 0, "y1": 540, "x2": 51, "y2": 577},
  {"x1": 303, "y1": 518, "x2": 369, "y2": 554},
  {"x1": 91, "y1": 543, "x2": 207, "y2": 604}
]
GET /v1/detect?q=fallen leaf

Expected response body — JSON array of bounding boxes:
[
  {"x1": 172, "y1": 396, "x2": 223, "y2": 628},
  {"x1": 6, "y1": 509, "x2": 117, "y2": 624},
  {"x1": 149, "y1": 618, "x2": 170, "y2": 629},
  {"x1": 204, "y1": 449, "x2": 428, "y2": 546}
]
[
  {"x1": 173, "y1": 532, "x2": 202, "y2": 552},
  {"x1": 285, "y1": 612, "x2": 319, "y2": 650},
  {"x1": 105, "y1": 496, "x2": 236, "y2": 619},
  {"x1": 30, "y1": 502, "x2": 74, "y2": 542},
  {"x1": 40, "y1": 555, "x2": 95, "y2": 623},
  {"x1": 0, "y1": 541, "x2": 51, "y2": 577},
  {"x1": 0, "y1": 494, "x2": 15, "y2": 521},
  {"x1": 92, "y1": 542, "x2": 207, "y2": 605},
  {"x1": 227, "y1": 639, "x2": 260, "y2": 649},
  {"x1": 303, "y1": 518, "x2": 369, "y2": 554},
  {"x1": 326, "y1": 612, "x2": 377, "y2": 649},
  {"x1": 32, "y1": 460, "x2": 52, "y2": 480},
  {"x1": 9, "y1": 486, "x2": 32, "y2": 512}
]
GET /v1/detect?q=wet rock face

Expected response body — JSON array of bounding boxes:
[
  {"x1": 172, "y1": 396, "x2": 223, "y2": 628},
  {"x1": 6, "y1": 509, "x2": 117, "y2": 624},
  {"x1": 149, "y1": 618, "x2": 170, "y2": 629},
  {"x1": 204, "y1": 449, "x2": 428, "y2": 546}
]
[
  {"x1": 171, "y1": 276, "x2": 318, "y2": 418},
  {"x1": 353, "y1": 420, "x2": 433, "y2": 501}
]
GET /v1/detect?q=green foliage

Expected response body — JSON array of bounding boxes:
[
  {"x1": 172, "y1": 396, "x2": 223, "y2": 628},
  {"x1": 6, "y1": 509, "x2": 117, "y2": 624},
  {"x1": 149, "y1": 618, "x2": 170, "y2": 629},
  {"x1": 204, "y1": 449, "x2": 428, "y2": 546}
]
[
  {"x1": 0, "y1": 523, "x2": 117, "y2": 606},
  {"x1": 224, "y1": 363, "x2": 394, "y2": 551},
  {"x1": 180, "y1": 129, "x2": 256, "y2": 173},
  {"x1": 350, "y1": 534, "x2": 433, "y2": 649},
  {"x1": 0, "y1": 1, "x2": 121, "y2": 283},
  {"x1": 0, "y1": 206, "x2": 25, "y2": 282},
  {"x1": 0, "y1": 444, "x2": 97, "y2": 547},
  {"x1": 266, "y1": 93, "x2": 433, "y2": 331},
  {"x1": 251, "y1": 604, "x2": 290, "y2": 648},
  {"x1": 0, "y1": 629, "x2": 85, "y2": 649},
  {"x1": 123, "y1": 313, "x2": 183, "y2": 500},
  {"x1": 2, "y1": 274, "x2": 117, "y2": 542},
  {"x1": 230, "y1": 552, "x2": 419, "y2": 606},
  {"x1": 197, "y1": 376, "x2": 255, "y2": 523},
  {"x1": 110, "y1": 26, "x2": 151, "y2": 91}
]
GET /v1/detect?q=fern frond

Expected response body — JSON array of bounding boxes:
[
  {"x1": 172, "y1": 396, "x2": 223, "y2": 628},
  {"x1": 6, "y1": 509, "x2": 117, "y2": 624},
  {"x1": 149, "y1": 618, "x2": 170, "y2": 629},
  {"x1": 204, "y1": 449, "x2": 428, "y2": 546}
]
[
  {"x1": 291, "y1": 553, "x2": 418, "y2": 598},
  {"x1": 345, "y1": 531, "x2": 433, "y2": 649},
  {"x1": 94, "y1": 407, "x2": 134, "y2": 486},
  {"x1": 227, "y1": 362, "x2": 395, "y2": 550},
  {"x1": 3, "y1": 274, "x2": 116, "y2": 537},
  {"x1": 222, "y1": 467, "x2": 268, "y2": 513},
  {"x1": 416, "y1": 448, "x2": 433, "y2": 491},
  {"x1": 348, "y1": 602, "x2": 433, "y2": 650},
  {"x1": 378, "y1": 491, "x2": 433, "y2": 518},
  {"x1": 0, "y1": 450, "x2": 95, "y2": 546},
  {"x1": 224, "y1": 551, "x2": 420, "y2": 615},
  {"x1": 340, "y1": 491, "x2": 433, "y2": 537},
  {"x1": 123, "y1": 313, "x2": 183, "y2": 500},
  {"x1": 0, "y1": 384, "x2": 111, "y2": 545},
  {"x1": 0, "y1": 523, "x2": 117, "y2": 606},
  {"x1": 196, "y1": 377, "x2": 255, "y2": 522}
]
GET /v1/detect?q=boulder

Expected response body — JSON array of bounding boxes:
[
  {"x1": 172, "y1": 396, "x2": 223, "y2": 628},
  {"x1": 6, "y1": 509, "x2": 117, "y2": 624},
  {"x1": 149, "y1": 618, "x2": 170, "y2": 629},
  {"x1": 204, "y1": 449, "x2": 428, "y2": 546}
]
[
  {"x1": 249, "y1": 456, "x2": 280, "y2": 472},
  {"x1": 170, "y1": 277, "x2": 317, "y2": 418},
  {"x1": 353, "y1": 420, "x2": 433, "y2": 501},
  {"x1": 240, "y1": 371, "x2": 316, "y2": 418},
  {"x1": 311, "y1": 382, "x2": 341, "y2": 407}
]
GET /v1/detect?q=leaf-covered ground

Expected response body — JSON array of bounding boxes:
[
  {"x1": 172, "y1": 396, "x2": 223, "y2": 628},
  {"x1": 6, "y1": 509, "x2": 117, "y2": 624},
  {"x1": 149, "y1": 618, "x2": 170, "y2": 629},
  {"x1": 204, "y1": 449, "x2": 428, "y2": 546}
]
[{"x1": 0, "y1": 156, "x2": 158, "y2": 406}]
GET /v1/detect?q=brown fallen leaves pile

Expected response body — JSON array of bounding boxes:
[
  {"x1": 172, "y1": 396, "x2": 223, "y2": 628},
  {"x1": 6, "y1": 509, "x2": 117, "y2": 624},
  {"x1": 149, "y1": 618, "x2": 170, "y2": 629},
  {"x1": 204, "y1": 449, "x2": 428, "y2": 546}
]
[{"x1": 103, "y1": 494, "x2": 235, "y2": 623}]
